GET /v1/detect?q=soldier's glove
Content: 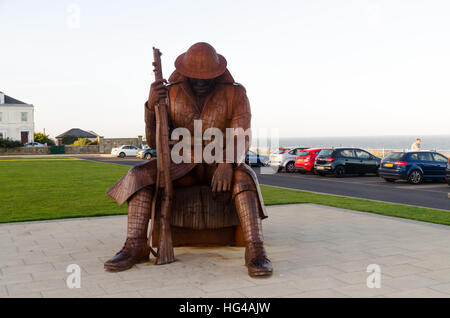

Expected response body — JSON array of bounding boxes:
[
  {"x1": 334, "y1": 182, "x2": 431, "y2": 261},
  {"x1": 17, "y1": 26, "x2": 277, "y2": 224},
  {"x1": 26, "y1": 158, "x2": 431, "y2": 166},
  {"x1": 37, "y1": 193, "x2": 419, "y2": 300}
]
[{"x1": 148, "y1": 79, "x2": 168, "y2": 107}]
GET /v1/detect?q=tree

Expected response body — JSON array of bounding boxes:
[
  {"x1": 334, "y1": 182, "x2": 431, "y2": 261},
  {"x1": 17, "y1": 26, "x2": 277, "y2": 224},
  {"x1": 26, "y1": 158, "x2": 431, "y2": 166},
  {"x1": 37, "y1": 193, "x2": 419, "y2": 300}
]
[
  {"x1": 61, "y1": 135, "x2": 78, "y2": 145},
  {"x1": 34, "y1": 132, "x2": 55, "y2": 146}
]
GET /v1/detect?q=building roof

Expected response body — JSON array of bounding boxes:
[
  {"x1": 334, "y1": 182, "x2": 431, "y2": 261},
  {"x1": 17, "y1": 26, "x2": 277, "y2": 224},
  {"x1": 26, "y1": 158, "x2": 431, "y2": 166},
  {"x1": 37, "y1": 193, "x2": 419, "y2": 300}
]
[
  {"x1": 55, "y1": 128, "x2": 99, "y2": 139},
  {"x1": 87, "y1": 130, "x2": 99, "y2": 137},
  {"x1": 0, "y1": 91, "x2": 29, "y2": 105}
]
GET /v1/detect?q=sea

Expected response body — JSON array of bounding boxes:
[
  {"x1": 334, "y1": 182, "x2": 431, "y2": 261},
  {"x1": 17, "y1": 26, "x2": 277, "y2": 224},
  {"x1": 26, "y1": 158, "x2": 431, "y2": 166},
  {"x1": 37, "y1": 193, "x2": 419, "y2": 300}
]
[{"x1": 252, "y1": 135, "x2": 450, "y2": 151}]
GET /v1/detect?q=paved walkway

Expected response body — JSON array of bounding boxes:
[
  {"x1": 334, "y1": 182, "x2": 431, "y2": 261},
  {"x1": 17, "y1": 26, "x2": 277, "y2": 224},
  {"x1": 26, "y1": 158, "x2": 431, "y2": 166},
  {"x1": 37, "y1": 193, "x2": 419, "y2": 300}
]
[{"x1": 1, "y1": 204, "x2": 450, "y2": 298}]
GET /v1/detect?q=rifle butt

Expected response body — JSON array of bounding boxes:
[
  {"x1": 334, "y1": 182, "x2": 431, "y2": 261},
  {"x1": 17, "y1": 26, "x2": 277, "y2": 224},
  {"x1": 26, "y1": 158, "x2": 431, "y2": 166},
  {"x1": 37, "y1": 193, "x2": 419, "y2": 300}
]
[{"x1": 155, "y1": 195, "x2": 175, "y2": 265}]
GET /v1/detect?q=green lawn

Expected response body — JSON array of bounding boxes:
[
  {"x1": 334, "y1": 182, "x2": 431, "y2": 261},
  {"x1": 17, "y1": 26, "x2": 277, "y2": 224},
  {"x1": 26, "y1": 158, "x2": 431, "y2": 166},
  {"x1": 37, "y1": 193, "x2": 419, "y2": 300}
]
[
  {"x1": 1, "y1": 158, "x2": 449, "y2": 226},
  {"x1": 0, "y1": 158, "x2": 129, "y2": 222}
]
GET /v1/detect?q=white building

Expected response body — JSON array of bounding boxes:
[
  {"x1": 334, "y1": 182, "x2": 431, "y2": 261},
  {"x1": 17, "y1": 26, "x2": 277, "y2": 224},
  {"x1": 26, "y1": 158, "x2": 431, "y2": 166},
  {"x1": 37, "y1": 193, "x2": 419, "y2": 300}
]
[{"x1": 0, "y1": 91, "x2": 35, "y2": 143}]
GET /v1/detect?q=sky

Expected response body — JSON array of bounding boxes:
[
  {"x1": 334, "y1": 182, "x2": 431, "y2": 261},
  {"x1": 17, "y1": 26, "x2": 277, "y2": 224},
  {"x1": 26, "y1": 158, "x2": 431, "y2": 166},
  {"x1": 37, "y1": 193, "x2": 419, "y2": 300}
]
[{"x1": 1, "y1": 0, "x2": 450, "y2": 139}]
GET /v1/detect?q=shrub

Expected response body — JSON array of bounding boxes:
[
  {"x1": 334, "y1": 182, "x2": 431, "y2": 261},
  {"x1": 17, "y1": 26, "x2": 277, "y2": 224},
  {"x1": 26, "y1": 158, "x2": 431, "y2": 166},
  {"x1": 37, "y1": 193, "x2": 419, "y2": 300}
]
[
  {"x1": 0, "y1": 138, "x2": 23, "y2": 148},
  {"x1": 73, "y1": 138, "x2": 89, "y2": 146},
  {"x1": 34, "y1": 132, "x2": 56, "y2": 146}
]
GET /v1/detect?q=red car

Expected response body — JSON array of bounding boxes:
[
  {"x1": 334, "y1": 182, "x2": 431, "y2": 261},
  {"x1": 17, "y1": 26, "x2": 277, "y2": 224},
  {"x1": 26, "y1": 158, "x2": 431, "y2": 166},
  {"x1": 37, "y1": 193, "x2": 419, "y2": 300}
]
[{"x1": 294, "y1": 148, "x2": 323, "y2": 174}]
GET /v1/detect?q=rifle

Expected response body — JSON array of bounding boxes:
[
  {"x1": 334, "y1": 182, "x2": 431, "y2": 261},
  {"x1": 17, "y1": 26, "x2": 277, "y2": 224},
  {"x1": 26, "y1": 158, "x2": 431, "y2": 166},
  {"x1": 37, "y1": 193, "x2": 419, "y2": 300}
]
[{"x1": 148, "y1": 47, "x2": 175, "y2": 265}]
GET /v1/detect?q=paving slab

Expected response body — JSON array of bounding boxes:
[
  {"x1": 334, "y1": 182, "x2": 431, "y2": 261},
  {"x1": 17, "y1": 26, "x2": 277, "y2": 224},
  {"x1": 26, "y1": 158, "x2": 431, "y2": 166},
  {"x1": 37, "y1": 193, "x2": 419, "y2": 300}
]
[{"x1": 1, "y1": 204, "x2": 450, "y2": 298}]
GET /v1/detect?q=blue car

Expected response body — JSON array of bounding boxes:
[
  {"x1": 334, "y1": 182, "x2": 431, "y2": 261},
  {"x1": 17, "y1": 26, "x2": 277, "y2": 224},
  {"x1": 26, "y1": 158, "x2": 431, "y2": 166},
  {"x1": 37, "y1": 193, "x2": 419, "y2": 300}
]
[
  {"x1": 446, "y1": 162, "x2": 450, "y2": 186},
  {"x1": 246, "y1": 150, "x2": 269, "y2": 167},
  {"x1": 379, "y1": 151, "x2": 449, "y2": 184}
]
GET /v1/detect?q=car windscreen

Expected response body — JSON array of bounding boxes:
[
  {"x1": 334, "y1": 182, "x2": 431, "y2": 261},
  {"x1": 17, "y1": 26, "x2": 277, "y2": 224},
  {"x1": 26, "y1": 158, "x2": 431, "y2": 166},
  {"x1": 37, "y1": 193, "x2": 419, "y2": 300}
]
[
  {"x1": 273, "y1": 149, "x2": 289, "y2": 154},
  {"x1": 318, "y1": 149, "x2": 334, "y2": 157},
  {"x1": 296, "y1": 152, "x2": 310, "y2": 157},
  {"x1": 432, "y1": 153, "x2": 449, "y2": 162},
  {"x1": 385, "y1": 152, "x2": 404, "y2": 160},
  {"x1": 291, "y1": 148, "x2": 308, "y2": 155}
]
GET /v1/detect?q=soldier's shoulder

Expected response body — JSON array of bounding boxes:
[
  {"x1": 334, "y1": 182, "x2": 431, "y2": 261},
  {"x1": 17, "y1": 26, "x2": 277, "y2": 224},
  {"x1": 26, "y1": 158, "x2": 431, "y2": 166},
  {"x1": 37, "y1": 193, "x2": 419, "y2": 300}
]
[{"x1": 234, "y1": 83, "x2": 247, "y2": 97}]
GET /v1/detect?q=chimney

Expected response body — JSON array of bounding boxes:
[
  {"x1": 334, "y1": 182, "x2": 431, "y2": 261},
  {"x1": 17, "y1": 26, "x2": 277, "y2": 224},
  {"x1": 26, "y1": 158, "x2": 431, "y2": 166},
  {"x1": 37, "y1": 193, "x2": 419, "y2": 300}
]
[{"x1": 0, "y1": 92, "x2": 4, "y2": 104}]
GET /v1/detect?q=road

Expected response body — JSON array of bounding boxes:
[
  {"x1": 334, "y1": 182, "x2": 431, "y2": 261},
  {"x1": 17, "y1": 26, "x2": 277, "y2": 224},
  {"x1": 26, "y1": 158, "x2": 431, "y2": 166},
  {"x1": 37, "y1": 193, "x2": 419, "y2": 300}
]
[
  {"x1": 80, "y1": 156, "x2": 450, "y2": 211},
  {"x1": 256, "y1": 170, "x2": 450, "y2": 211}
]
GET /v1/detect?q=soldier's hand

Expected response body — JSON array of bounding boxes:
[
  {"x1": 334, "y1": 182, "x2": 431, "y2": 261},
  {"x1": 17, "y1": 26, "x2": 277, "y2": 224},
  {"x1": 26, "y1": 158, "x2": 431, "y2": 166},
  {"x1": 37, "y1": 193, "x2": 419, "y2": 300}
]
[
  {"x1": 211, "y1": 163, "x2": 233, "y2": 193},
  {"x1": 149, "y1": 79, "x2": 168, "y2": 103}
]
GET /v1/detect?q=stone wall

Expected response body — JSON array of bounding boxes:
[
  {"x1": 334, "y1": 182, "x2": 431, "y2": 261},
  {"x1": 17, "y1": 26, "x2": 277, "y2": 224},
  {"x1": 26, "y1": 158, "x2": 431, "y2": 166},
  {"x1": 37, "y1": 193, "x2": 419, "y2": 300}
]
[
  {"x1": 98, "y1": 136, "x2": 143, "y2": 154},
  {"x1": 0, "y1": 146, "x2": 51, "y2": 155},
  {"x1": 0, "y1": 145, "x2": 99, "y2": 155},
  {"x1": 0, "y1": 135, "x2": 144, "y2": 155},
  {"x1": 64, "y1": 145, "x2": 100, "y2": 154}
]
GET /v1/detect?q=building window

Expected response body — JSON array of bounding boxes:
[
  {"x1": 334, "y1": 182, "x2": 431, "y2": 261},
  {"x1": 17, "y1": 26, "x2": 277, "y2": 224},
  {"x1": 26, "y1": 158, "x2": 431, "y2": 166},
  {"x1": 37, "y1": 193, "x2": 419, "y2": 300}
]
[
  {"x1": 0, "y1": 132, "x2": 3, "y2": 139},
  {"x1": 21, "y1": 112, "x2": 28, "y2": 122}
]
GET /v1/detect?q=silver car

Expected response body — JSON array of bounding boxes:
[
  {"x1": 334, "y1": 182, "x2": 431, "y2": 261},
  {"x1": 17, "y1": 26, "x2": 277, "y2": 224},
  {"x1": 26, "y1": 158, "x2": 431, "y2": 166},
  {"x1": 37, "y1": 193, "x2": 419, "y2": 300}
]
[{"x1": 269, "y1": 147, "x2": 310, "y2": 172}]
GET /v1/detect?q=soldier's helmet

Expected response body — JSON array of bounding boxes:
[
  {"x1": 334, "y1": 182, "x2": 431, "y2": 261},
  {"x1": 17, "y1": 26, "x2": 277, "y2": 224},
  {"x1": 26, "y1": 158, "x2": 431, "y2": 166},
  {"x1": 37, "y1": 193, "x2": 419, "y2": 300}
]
[{"x1": 175, "y1": 42, "x2": 227, "y2": 79}]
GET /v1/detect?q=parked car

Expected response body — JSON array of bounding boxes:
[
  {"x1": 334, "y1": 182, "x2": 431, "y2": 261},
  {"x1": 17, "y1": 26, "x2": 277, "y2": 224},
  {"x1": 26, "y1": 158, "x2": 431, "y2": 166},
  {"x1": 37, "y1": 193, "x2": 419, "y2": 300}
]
[
  {"x1": 446, "y1": 161, "x2": 450, "y2": 186},
  {"x1": 269, "y1": 147, "x2": 310, "y2": 172},
  {"x1": 25, "y1": 142, "x2": 45, "y2": 147},
  {"x1": 137, "y1": 147, "x2": 157, "y2": 160},
  {"x1": 379, "y1": 151, "x2": 449, "y2": 184},
  {"x1": 294, "y1": 148, "x2": 322, "y2": 174},
  {"x1": 111, "y1": 145, "x2": 141, "y2": 158},
  {"x1": 245, "y1": 150, "x2": 269, "y2": 167},
  {"x1": 314, "y1": 148, "x2": 381, "y2": 177}
]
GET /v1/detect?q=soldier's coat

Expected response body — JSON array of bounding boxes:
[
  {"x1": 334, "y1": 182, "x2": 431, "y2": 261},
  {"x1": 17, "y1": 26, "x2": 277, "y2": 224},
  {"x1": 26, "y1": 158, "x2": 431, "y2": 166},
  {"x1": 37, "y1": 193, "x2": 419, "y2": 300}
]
[{"x1": 106, "y1": 69, "x2": 267, "y2": 220}]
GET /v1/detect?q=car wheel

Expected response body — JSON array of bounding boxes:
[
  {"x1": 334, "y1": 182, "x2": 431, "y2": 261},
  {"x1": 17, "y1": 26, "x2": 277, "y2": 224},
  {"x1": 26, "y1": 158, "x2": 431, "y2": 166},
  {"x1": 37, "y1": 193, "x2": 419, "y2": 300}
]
[
  {"x1": 408, "y1": 170, "x2": 423, "y2": 184},
  {"x1": 285, "y1": 162, "x2": 295, "y2": 173},
  {"x1": 383, "y1": 178, "x2": 395, "y2": 183},
  {"x1": 311, "y1": 168, "x2": 316, "y2": 175},
  {"x1": 119, "y1": 152, "x2": 126, "y2": 158},
  {"x1": 318, "y1": 172, "x2": 325, "y2": 176},
  {"x1": 145, "y1": 153, "x2": 152, "y2": 160},
  {"x1": 334, "y1": 166, "x2": 345, "y2": 178}
]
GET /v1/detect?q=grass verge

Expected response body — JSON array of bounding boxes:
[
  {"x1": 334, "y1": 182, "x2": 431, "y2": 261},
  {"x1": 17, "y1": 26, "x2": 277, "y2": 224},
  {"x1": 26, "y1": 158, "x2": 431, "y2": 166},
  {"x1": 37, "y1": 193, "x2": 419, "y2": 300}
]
[
  {"x1": 0, "y1": 158, "x2": 129, "y2": 223},
  {"x1": 1, "y1": 158, "x2": 449, "y2": 226}
]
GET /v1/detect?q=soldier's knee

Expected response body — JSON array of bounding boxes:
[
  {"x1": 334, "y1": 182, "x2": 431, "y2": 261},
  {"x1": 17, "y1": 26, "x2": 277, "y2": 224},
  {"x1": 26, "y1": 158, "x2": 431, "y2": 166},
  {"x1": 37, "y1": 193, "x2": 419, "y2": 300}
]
[
  {"x1": 232, "y1": 170, "x2": 256, "y2": 198},
  {"x1": 128, "y1": 186, "x2": 153, "y2": 204}
]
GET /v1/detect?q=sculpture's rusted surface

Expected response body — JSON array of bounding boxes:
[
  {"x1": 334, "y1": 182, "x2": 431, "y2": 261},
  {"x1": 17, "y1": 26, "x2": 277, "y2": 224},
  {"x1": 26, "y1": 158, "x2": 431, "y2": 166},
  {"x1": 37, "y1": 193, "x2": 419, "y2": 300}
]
[
  {"x1": 175, "y1": 42, "x2": 227, "y2": 79},
  {"x1": 104, "y1": 42, "x2": 272, "y2": 277}
]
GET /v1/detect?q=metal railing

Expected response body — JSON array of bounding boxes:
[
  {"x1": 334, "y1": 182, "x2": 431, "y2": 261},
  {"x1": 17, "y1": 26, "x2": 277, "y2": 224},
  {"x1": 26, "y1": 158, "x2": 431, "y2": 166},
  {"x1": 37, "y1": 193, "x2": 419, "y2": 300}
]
[{"x1": 250, "y1": 147, "x2": 450, "y2": 158}]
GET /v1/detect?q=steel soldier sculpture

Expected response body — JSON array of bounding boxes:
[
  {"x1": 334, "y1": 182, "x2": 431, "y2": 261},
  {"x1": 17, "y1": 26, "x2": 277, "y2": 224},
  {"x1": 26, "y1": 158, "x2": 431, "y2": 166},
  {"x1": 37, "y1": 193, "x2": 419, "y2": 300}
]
[{"x1": 104, "y1": 42, "x2": 272, "y2": 277}]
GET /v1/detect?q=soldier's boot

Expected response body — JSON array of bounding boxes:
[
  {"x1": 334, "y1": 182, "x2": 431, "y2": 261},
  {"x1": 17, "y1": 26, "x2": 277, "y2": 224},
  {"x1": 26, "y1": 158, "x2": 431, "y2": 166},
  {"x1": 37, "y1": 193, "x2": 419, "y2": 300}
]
[
  {"x1": 234, "y1": 190, "x2": 273, "y2": 277},
  {"x1": 104, "y1": 187, "x2": 152, "y2": 271}
]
